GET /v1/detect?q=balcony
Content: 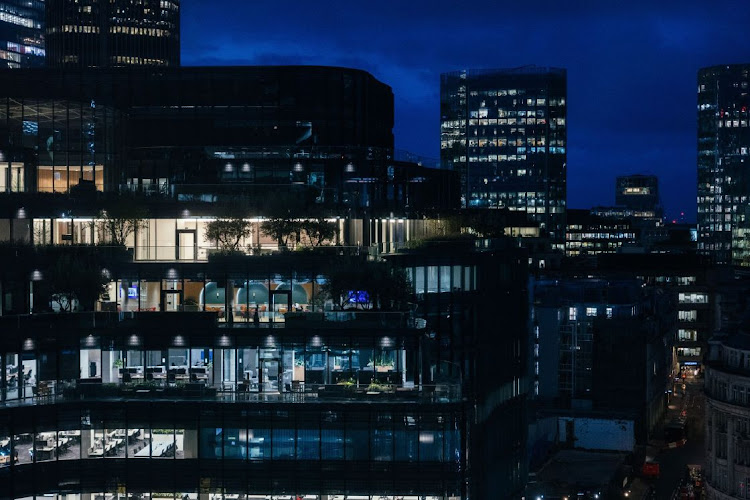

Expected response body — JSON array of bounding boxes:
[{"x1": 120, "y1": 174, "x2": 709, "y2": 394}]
[{"x1": 0, "y1": 382, "x2": 462, "y2": 408}]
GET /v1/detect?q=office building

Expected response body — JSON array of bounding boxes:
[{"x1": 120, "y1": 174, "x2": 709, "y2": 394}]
[
  {"x1": 697, "y1": 64, "x2": 750, "y2": 265},
  {"x1": 0, "y1": 0, "x2": 45, "y2": 68},
  {"x1": 0, "y1": 57, "x2": 525, "y2": 498},
  {"x1": 386, "y1": 238, "x2": 530, "y2": 498},
  {"x1": 0, "y1": 66, "x2": 458, "y2": 213},
  {"x1": 597, "y1": 253, "x2": 722, "y2": 374},
  {"x1": 0, "y1": 233, "x2": 530, "y2": 499},
  {"x1": 615, "y1": 174, "x2": 661, "y2": 215},
  {"x1": 0, "y1": 309, "x2": 465, "y2": 498},
  {"x1": 440, "y1": 66, "x2": 567, "y2": 248},
  {"x1": 45, "y1": 0, "x2": 180, "y2": 68},
  {"x1": 565, "y1": 209, "x2": 637, "y2": 257},
  {"x1": 572, "y1": 175, "x2": 675, "y2": 254},
  {"x1": 532, "y1": 278, "x2": 675, "y2": 442}
]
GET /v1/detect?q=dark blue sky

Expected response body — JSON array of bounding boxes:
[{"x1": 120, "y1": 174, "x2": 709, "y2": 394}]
[{"x1": 182, "y1": 0, "x2": 750, "y2": 220}]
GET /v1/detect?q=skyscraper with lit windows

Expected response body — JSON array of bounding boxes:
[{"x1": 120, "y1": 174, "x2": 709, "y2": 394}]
[
  {"x1": 45, "y1": 0, "x2": 179, "y2": 68},
  {"x1": 440, "y1": 66, "x2": 567, "y2": 248},
  {"x1": 0, "y1": 0, "x2": 45, "y2": 68},
  {"x1": 697, "y1": 64, "x2": 750, "y2": 265}
]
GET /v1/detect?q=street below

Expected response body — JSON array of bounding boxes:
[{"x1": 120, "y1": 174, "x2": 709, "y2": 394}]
[{"x1": 651, "y1": 378, "x2": 705, "y2": 499}]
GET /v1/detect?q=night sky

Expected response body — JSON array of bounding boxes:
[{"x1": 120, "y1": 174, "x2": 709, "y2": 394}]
[{"x1": 181, "y1": 0, "x2": 750, "y2": 221}]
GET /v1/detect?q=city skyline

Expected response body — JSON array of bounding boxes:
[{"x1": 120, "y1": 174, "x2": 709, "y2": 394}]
[{"x1": 181, "y1": 0, "x2": 750, "y2": 220}]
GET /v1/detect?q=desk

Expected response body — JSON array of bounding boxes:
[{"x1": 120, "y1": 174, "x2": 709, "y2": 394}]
[
  {"x1": 35, "y1": 447, "x2": 55, "y2": 461},
  {"x1": 150, "y1": 441, "x2": 174, "y2": 457},
  {"x1": 59, "y1": 431, "x2": 80, "y2": 445}
]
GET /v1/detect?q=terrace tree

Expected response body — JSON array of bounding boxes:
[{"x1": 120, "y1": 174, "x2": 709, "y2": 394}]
[
  {"x1": 300, "y1": 218, "x2": 338, "y2": 247},
  {"x1": 46, "y1": 251, "x2": 109, "y2": 312},
  {"x1": 205, "y1": 218, "x2": 253, "y2": 253},
  {"x1": 96, "y1": 201, "x2": 149, "y2": 246},
  {"x1": 260, "y1": 218, "x2": 300, "y2": 248}
]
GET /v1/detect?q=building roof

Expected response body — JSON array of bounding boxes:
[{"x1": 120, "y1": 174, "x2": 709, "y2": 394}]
[
  {"x1": 536, "y1": 449, "x2": 627, "y2": 487},
  {"x1": 441, "y1": 65, "x2": 566, "y2": 78}
]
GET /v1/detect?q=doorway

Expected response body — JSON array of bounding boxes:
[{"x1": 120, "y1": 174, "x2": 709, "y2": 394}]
[
  {"x1": 161, "y1": 290, "x2": 182, "y2": 312},
  {"x1": 176, "y1": 230, "x2": 197, "y2": 260},
  {"x1": 259, "y1": 348, "x2": 280, "y2": 392}
]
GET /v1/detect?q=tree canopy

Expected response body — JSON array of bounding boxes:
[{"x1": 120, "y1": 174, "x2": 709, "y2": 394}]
[
  {"x1": 45, "y1": 250, "x2": 109, "y2": 312},
  {"x1": 205, "y1": 218, "x2": 253, "y2": 252},
  {"x1": 300, "y1": 218, "x2": 338, "y2": 247},
  {"x1": 96, "y1": 200, "x2": 149, "y2": 246}
]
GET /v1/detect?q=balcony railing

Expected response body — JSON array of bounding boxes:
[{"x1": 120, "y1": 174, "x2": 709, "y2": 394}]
[{"x1": 0, "y1": 382, "x2": 462, "y2": 408}]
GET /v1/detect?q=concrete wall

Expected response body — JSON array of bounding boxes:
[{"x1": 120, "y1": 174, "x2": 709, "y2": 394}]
[{"x1": 557, "y1": 416, "x2": 635, "y2": 452}]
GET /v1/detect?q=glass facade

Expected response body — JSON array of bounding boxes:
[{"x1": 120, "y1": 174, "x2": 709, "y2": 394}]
[
  {"x1": 0, "y1": 67, "x2": 461, "y2": 211},
  {"x1": 0, "y1": 0, "x2": 45, "y2": 69},
  {"x1": 0, "y1": 237, "x2": 536, "y2": 499},
  {"x1": 440, "y1": 67, "x2": 567, "y2": 247},
  {"x1": 0, "y1": 403, "x2": 462, "y2": 498},
  {"x1": 565, "y1": 209, "x2": 637, "y2": 257},
  {"x1": 45, "y1": 0, "x2": 180, "y2": 68},
  {"x1": 0, "y1": 98, "x2": 120, "y2": 193},
  {"x1": 697, "y1": 64, "x2": 750, "y2": 265},
  {"x1": 386, "y1": 242, "x2": 530, "y2": 499},
  {"x1": 0, "y1": 312, "x2": 464, "y2": 498}
]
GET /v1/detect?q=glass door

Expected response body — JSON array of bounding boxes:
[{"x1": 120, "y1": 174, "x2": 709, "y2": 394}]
[
  {"x1": 259, "y1": 348, "x2": 279, "y2": 392},
  {"x1": 161, "y1": 290, "x2": 182, "y2": 312},
  {"x1": 177, "y1": 230, "x2": 196, "y2": 261},
  {"x1": 261, "y1": 359, "x2": 279, "y2": 392}
]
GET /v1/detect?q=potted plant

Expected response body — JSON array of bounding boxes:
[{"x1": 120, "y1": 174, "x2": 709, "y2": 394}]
[
  {"x1": 337, "y1": 377, "x2": 357, "y2": 392},
  {"x1": 373, "y1": 353, "x2": 394, "y2": 373}
]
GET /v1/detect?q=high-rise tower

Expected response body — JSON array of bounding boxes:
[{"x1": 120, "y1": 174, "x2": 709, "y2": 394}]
[
  {"x1": 0, "y1": 0, "x2": 45, "y2": 68},
  {"x1": 45, "y1": 0, "x2": 179, "y2": 68},
  {"x1": 697, "y1": 64, "x2": 750, "y2": 265},
  {"x1": 441, "y1": 66, "x2": 567, "y2": 248}
]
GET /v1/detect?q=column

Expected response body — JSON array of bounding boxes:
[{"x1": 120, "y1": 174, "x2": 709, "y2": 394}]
[
  {"x1": 728, "y1": 413, "x2": 735, "y2": 490},
  {"x1": 81, "y1": 429, "x2": 92, "y2": 458},
  {"x1": 183, "y1": 429, "x2": 198, "y2": 458}
]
